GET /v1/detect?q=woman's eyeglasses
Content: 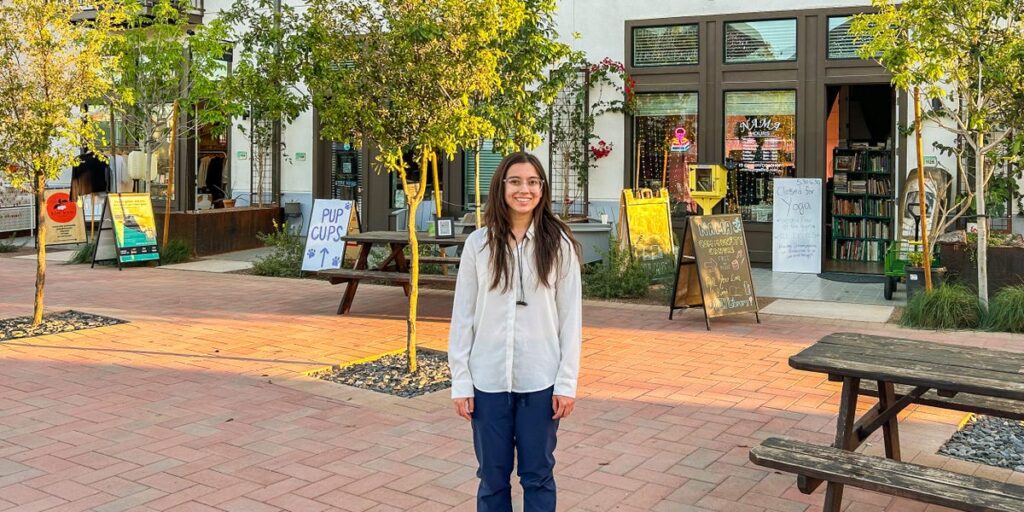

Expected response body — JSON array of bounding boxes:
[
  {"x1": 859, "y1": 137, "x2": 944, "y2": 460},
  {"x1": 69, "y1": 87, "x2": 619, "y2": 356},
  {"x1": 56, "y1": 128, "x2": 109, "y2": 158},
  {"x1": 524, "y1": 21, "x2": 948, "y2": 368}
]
[{"x1": 503, "y1": 177, "x2": 544, "y2": 189}]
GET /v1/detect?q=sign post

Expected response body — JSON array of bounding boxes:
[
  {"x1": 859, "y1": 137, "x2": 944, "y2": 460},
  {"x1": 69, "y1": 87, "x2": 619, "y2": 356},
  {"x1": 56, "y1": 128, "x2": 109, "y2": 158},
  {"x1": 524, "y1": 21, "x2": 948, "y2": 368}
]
[
  {"x1": 91, "y1": 193, "x2": 161, "y2": 269},
  {"x1": 772, "y1": 178, "x2": 822, "y2": 273},
  {"x1": 302, "y1": 199, "x2": 354, "y2": 272},
  {"x1": 43, "y1": 189, "x2": 86, "y2": 245},
  {"x1": 670, "y1": 214, "x2": 760, "y2": 329}
]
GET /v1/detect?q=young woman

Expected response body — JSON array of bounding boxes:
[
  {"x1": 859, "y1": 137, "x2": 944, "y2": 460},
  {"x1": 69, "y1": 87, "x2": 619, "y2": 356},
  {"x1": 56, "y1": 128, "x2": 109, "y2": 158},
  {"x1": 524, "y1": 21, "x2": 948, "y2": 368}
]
[{"x1": 448, "y1": 152, "x2": 583, "y2": 512}]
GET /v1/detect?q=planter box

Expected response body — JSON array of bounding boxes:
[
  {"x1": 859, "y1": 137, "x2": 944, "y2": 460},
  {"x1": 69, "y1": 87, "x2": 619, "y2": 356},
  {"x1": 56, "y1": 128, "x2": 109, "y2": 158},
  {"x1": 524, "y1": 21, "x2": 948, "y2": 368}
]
[
  {"x1": 161, "y1": 206, "x2": 283, "y2": 256},
  {"x1": 905, "y1": 266, "x2": 947, "y2": 302},
  {"x1": 567, "y1": 220, "x2": 612, "y2": 265},
  {"x1": 937, "y1": 242, "x2": 1024, "y2": 294}
]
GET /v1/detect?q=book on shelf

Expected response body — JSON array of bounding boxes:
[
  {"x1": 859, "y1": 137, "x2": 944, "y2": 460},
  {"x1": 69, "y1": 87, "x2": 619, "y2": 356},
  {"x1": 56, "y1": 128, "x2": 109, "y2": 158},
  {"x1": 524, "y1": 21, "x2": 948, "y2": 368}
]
[
  {"x1": 834, "y1": 172, "x2": 848, "y2": 193},
  {"x1": 848, "y1": 180, "x2": 867, "y2": 194}
]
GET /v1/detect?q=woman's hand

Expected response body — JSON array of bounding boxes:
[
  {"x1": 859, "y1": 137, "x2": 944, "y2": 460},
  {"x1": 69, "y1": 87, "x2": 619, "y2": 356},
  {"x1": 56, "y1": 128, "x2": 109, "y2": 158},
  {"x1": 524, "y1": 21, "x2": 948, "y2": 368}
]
[
  {"x1": 453, "y1": 397, "x2": 474, "y2": 421},
  {"x1": 552, "y1": 395, "x2": 575, "y2": 419}
]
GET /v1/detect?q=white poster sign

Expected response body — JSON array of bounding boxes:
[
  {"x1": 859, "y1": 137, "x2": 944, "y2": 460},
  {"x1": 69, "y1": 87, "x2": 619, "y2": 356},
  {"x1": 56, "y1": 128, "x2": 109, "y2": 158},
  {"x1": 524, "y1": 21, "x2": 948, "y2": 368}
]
[
  {"x1": 302, "y1": 199, "x2": 353, "y2": 272},
  {"x1": 772, "y1": 178, "x2": 822, "y2": 273},
  {"x1": 0, "y1": 184, "x2": 34, "y2": 233}
]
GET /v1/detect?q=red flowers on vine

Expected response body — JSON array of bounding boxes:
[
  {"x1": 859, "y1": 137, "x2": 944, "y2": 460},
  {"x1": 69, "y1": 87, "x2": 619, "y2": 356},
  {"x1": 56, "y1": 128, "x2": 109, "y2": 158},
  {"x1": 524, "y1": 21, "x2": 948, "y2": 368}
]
[{"x1": 589, "y1": 140, "x2": 613, "y2": 160}]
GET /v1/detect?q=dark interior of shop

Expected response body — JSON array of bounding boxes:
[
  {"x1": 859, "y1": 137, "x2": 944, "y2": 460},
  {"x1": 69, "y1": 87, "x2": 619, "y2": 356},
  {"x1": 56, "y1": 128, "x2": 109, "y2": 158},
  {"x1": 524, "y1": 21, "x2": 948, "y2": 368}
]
[{"x1": 824, "y1": 84, "x2": 895, "y2": 275}]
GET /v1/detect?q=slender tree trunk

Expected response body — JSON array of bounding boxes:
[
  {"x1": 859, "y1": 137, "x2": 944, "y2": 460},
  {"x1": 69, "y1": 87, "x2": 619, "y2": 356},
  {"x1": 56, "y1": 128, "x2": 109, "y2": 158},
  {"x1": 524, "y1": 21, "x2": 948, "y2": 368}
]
[
  {"x1": 975, "y1": 130, "x2": 988, "y2": 306},
  {"x1": 474, "y1": 141, "x2": 481, "y2": 228},
  {"x1": 914, "y1": 88, "x2": 932, "y2": 291},
  {"x1": 405, "y1": 191, "x2": 420, "y2": 373},
  {"x1": 163, "y1": 100, "x2": 178, "y2": 250},
  {"x1": 430, "y1": 152, "x2": 441, "y2": 218},
  {"x1": 145, "y1": 149, "x2": 153, "y2": 196},
  {"x1": 33, "y1": 168, "x2": 47, "y2": 327},
  {"x1": 397, "y1": 152, "x2": 428, "y2": 374}
]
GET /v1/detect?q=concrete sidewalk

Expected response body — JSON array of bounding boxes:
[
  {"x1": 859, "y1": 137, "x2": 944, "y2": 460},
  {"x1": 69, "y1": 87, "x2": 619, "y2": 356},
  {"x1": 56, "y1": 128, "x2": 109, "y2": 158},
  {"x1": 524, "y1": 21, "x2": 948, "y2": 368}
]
[{"x1": 1, "y1": 257, "x2": 1020, "y2": 511}]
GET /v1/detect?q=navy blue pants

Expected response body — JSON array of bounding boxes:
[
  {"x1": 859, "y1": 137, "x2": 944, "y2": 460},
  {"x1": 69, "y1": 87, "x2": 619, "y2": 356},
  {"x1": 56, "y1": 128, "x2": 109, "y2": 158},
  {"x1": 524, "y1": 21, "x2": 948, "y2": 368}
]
[{"x1": 472, "y1": 386, "x2": 558, "y2": 512}]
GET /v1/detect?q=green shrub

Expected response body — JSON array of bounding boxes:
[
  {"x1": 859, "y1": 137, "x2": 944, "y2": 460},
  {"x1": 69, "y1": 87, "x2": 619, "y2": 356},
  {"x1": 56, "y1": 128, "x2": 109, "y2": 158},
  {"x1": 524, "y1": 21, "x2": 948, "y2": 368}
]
[
  {"x1": 251, "y1": 221, "x2": 304, "y2": 277},
  {"x1": 160, "y1": 239, "x2": 193, "y2": 265},
  {"x1": 583, "y1": 241, "x2": 656, "y2": 299},
  {"x1": 68, "y1": 242, "x2": 97, "y2": 264},
  {"x1": 900, "y1": 284, "x2": 983, "y2": 330},
  {"x1": 0, "y1": 238, "x2": 18, "y2": 253},
  {"x1": 983, "y1": 285, "x2": 1024, "y2": 333}
]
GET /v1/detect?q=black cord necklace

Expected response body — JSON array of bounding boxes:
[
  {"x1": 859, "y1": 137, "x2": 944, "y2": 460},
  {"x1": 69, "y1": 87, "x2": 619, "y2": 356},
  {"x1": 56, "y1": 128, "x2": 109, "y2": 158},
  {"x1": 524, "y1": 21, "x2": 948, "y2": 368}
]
[{"x1": 516, "y1": 238, "x2": 528, "y2": 307}]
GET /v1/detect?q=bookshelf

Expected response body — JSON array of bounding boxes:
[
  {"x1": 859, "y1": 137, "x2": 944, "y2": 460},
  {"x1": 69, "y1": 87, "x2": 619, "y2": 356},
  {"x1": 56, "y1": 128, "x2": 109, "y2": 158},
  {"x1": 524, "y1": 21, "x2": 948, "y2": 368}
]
[{"x1": 829, "y1": 148, "x2": 894, "y2": 263}]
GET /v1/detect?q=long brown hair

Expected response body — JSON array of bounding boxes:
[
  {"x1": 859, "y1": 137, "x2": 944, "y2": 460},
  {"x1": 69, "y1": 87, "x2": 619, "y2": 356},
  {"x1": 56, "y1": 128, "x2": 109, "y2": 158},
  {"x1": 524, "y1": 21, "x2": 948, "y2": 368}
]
[{"x1": 483, "y1": 152, "x2": 581, "y2": 292}]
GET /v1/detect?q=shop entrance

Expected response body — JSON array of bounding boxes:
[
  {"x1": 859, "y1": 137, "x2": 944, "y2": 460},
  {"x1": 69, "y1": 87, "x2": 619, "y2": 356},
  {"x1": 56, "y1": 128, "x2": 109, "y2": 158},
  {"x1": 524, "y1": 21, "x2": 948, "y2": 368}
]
[{"x1": 823, "y1": 84, "x2": 896, "y2": 274}]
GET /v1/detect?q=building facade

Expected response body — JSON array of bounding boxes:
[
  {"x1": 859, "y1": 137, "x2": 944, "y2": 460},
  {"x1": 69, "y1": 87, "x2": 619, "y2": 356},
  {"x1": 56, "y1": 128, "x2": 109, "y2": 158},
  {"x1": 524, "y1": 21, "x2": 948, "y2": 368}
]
[{"x1": 200, "y1": 0, "x2": 1015, "y2": 272}]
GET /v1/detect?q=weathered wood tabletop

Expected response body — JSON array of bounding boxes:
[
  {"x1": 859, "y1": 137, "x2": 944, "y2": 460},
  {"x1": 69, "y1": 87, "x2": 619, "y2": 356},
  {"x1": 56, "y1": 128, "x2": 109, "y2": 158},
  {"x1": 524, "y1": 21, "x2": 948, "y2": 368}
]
[
  {"x1": 342, "y1": 230, "x2": 469, "y2": 246},
  {"x1": 788, "y1": 332, "x2": 1024, "y2": 510},
  {"x1": 790, "y1": 332, "x2": 1024, "y2": 401},
  {"x1": 325, "y1": 231, "x2": 467, "y2": 314}
]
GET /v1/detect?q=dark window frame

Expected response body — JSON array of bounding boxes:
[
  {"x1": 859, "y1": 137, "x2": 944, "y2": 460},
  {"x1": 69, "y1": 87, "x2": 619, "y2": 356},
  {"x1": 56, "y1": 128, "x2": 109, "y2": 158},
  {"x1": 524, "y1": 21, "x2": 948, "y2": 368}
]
[
  {"x1": 631, "y1": 23, "x2": 700, "y2": 68},
  {"x1": 723, "y1": 18, "x2": 798, "y2": 65}
]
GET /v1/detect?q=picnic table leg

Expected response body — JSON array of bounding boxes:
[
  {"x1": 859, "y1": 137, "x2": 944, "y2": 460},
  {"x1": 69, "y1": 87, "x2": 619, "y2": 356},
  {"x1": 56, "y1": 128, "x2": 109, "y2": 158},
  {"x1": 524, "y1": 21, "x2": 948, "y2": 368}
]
[
  {"x1": 824, "y1": 376, "x2": 861, "y2": 512},
  {"x1": 338, "y1": 243, "x2": 372, "y2": 315},
  {"x1": 877, "y1": 381, "x2": 902, "y2": 461},
  {"x1": 390, "y1": 242, "x2": 412, "y2": 296}
]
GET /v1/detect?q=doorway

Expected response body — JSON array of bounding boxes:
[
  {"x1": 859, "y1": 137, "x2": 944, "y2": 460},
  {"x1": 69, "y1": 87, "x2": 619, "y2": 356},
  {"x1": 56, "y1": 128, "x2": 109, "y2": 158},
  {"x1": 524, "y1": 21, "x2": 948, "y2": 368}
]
[{"x1": 823, "y1": 84, "x2": 896, "y2": 274}]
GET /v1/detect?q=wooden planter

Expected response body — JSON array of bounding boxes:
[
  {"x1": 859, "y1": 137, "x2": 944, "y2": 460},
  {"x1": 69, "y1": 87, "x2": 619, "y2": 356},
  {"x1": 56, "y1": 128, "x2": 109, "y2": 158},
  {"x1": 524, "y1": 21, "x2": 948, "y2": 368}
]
[
  {"x1": 161, "y1": 206, "x2": 283, "y2": 256},
  {"x1": 937, "y1": 242, "x2": 1024, "y2": 294}
]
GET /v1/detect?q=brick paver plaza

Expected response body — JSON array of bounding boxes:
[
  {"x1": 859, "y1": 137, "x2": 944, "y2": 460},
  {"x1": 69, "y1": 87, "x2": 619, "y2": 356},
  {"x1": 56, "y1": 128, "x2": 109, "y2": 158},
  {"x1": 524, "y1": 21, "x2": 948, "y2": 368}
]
[{"x1": 1, "y1": 257, "x2": 1022, "y2": 511}]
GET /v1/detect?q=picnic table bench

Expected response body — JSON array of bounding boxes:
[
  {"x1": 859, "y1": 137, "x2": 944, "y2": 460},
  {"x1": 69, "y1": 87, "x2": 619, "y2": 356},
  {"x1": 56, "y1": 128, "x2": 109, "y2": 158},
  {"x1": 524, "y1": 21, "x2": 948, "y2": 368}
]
[
  {"x1": 750, "y1": 332, "x2": 1024, "y2": 512},
  {"x1": 319, "y1": 230, "x2": 467, "y2": 314}
]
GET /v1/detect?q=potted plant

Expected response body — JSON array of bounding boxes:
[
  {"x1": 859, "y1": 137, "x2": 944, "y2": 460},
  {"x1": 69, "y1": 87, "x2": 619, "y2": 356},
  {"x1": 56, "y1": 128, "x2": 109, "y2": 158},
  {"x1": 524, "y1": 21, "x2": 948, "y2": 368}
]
[{"x1": 905, "y1": 248, "x2": 946, "y2": 301}]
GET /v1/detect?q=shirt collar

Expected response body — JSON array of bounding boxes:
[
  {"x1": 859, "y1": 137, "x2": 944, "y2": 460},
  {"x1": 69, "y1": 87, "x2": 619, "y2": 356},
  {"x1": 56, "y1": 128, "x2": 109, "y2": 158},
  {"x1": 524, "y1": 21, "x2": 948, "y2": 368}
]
[{"x1": 524, "y1": 223, "x2": 536, "y2": 241}]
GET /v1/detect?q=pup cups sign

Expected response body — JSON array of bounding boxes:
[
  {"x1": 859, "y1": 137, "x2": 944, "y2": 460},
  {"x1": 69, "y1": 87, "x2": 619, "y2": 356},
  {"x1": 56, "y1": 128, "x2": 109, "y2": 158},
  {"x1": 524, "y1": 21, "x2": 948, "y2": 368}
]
[{"x1": 302, "y1": 199, "x2": 354, "y2": 272}]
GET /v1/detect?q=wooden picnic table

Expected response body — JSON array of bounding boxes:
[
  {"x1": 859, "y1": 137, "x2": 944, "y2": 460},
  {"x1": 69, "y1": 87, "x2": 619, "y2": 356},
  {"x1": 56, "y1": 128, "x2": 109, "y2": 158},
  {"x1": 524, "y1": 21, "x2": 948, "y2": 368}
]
[
  {"x1": 321, "y1": 230, "x2": 468, "y2": 315},
  {"x1": 784, "y1": 332, "x2": 1024, "y2": 511}
]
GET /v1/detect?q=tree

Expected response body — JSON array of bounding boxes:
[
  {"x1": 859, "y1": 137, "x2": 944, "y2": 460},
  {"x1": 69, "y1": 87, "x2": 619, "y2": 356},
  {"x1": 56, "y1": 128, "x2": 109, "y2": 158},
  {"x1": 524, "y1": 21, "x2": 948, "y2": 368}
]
[
  {"x1": 214, "y1": 0, "x2": 310, "y2": 209},
  {"x1": 305, "y1": 0, "x2": 529, "y2": 372},
  {"x1": 105, "y1": 0, "x2": 228, "y2": 238},
  {"x1": 852, "y1": 0, "x2": 1024, "y2": 304},
  {"x1": 0, "y1": 0, "x2": 128, "y2": 326},
  {"x1": 468, "y1": 0, "x2": 575, "y2": 226}
]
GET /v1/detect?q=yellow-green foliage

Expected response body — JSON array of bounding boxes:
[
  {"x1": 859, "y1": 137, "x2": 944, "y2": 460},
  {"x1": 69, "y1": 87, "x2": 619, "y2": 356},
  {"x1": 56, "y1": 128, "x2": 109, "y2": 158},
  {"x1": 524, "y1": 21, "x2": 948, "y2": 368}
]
[{"x1": 0, "y1": 0, "x2": 128, "y2": 185}]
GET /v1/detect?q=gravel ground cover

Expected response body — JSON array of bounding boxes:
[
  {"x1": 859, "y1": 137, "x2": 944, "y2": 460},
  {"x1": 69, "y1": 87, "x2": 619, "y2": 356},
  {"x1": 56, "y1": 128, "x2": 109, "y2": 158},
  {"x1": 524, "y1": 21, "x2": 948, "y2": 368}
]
[
  {"x1": 939, "y1": 415, "x2": 1024, "y2": 472},
  {"x1": 313, "y1": 348, "x2": 451, "y2": 398},
  {"x1": 0, "y1": 310, "x2": 126, "y2": 341}
]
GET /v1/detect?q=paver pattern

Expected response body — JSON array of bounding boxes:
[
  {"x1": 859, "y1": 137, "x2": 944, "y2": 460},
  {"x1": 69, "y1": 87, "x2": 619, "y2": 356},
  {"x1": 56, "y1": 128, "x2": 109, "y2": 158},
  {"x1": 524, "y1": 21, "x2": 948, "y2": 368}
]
[{"x1": 1, "y1": 257, "x2": 1021, "y2": 511}]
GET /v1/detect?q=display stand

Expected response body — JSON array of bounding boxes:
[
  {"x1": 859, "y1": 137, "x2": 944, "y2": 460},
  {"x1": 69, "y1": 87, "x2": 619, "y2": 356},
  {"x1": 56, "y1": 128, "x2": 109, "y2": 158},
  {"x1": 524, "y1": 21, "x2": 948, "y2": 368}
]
[
  {"x1": 669, "y1": 214, "x2": 760, "y2": 330},
  {"x1": 91, "y1": 193, "x2": 162, "y2": 270}
]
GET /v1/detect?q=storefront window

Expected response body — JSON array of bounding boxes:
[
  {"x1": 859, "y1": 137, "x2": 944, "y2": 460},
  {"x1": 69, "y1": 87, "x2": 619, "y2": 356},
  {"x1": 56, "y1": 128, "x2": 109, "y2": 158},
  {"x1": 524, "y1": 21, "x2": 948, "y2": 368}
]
[
  {"x1": 724, "y1": 90, "x2": 796, "y2": 222},
  {"x1": 827, "y1": 16, "x2": 873, "y2": 59},
  {"x1": 632, "y1": 24, "x2": 699, "y2": 67},
  {"x1": 724, "y1": 19, "x2": 797, "y2": 63},
  {"x1": 633, "y1": 92, "x2": 699, "y2": 215}
]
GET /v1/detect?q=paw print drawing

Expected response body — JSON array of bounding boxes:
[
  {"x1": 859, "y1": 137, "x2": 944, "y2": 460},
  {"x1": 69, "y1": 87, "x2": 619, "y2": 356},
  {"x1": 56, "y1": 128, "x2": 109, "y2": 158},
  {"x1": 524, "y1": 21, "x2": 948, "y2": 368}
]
[
  {"x1": 307, "y1": 249, "x2": 316, "y2": 259},
  {"x1": 331, "y1": 256, "x2": 341, "y2": 267}
]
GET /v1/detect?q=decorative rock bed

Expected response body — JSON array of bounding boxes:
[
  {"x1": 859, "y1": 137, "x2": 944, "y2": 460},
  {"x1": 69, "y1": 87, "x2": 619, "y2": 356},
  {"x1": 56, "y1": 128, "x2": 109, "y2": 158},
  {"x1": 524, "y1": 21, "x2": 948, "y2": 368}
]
[
  {"x1": 0, "y1": 310, "x2": 126, "y2": 342},
  {"x1": 313, "y1": 348, "x2": 451, "y2": 398},
  {"x1": 939, "y1": 415, "x2": 1024, "y2": 472}
]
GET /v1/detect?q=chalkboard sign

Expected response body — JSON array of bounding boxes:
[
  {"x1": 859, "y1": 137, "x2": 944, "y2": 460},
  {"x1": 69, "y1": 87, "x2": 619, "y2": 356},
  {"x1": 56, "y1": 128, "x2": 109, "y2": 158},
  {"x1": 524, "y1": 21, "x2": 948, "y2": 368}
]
[
  {"x1": 670, "y1": 214, "x2": 759, "y2": 328},
  {"x1": 772, "y1": 178, "x2": 822, "y2": 273}
]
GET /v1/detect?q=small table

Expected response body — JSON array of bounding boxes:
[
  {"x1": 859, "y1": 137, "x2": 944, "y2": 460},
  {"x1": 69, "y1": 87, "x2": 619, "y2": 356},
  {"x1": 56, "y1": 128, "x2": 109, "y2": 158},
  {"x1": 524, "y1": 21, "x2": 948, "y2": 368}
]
[
  {"x1": 327, "y1": 230, "x2": 468, "y2": 314},
  {"x1": 789, "y1": 333, "x2": 1024, "y2": 511}
]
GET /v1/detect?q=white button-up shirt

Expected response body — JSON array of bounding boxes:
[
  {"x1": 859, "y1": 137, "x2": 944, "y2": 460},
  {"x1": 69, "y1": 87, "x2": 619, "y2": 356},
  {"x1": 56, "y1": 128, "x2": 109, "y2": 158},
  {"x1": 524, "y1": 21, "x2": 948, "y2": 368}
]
[{"x1": 448, "y1": 226, "x2": 582, "y2": 399}]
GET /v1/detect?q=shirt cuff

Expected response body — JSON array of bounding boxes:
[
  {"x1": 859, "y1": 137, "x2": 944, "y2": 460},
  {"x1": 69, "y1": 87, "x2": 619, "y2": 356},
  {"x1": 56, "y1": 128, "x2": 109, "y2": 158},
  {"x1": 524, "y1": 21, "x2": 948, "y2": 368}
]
[
  {"x1": 451, "y1": 380, "x2": 475, "y2": 399},
  {"x1": 553, "y1": 380, "x2": 576, "y2": 398}
]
